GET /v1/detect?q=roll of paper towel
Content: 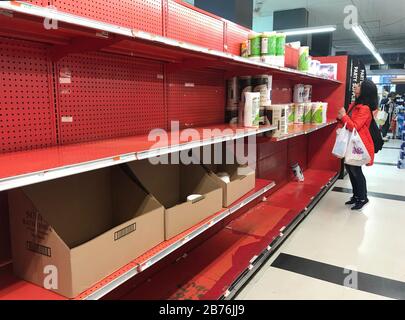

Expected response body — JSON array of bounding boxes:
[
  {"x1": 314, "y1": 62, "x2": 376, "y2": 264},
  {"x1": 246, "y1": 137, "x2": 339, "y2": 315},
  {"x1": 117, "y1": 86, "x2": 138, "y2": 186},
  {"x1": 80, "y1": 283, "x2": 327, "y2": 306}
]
[{"x1": 187, "y1": 194, "x2": 203, "y2": 202}]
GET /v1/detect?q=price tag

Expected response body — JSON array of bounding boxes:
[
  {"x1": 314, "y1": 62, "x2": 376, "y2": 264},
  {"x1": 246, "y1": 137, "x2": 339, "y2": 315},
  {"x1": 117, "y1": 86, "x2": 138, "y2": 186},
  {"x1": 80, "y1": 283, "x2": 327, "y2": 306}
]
[{"x1": 61, "y1": 116, "x2": 73, "y2": 123}]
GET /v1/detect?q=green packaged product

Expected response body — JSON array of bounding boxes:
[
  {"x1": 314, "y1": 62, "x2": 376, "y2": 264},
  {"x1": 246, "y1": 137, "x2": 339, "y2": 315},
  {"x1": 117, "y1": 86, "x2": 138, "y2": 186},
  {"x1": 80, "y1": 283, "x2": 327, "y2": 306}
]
[
  {"x1": 261, "y1": 32, "x2": 277, "y2": 56},
  {"x1": 303, "y1": 103, "x2": 312, "y2": 124},
  {"x1": 311, "y1": 102, "x2": 323, "y2": 124},
  {"x1": 249, "y1": 33, "x2": 261, "y2": 58},
  {"x1": 276, "y1": 33, "x2": 286, "y2": 56},
  {"x1": 298, "y1": 46, "x2": 310, "y2": 71},
  {"x1": 294, "y1": 103, "x2": 305, "y2": 124},
  {"x1": 287, "y1": 104, "x2": 295, "y2": 124}
]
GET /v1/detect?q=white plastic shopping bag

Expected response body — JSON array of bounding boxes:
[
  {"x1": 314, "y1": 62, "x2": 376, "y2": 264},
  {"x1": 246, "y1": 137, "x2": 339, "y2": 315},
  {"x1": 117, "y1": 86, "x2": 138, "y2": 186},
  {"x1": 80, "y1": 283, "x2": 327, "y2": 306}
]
[
  {"x1": 376, "y1": 110, "x2": 388, "y2": 126},
  {"x1": 332, "y1": 124, "x2": 351, "y2": 159},
  {"x1": 344, "y1": 129, "x2": 371, "y2": 166}
]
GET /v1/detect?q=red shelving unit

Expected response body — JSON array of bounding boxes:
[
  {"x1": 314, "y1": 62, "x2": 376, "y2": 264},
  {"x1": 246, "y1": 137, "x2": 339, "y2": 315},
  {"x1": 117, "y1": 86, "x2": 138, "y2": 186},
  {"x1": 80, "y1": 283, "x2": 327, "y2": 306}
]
[
  {"x1": 271, "y1": 121, "x2": 338, "y2": 142},
  {"x1": 0, "y1": 0, "x2": 349, "y2": 300},
  {"x1": 0, "y1": 124, "x2": 275, "y2": 192},
  {"x1": 0, "y1": 179, "x2": 275, "y2": 300},
  {"x1": 104, "y1": 169, "x2": 337, "y2": 300}
]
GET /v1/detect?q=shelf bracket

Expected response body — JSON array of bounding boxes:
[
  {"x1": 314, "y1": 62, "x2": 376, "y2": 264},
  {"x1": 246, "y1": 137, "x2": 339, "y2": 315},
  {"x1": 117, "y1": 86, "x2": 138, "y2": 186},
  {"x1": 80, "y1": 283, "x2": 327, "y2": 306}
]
[{"x1": 48, "y1": 35, "x2": 124, "y2": 62}]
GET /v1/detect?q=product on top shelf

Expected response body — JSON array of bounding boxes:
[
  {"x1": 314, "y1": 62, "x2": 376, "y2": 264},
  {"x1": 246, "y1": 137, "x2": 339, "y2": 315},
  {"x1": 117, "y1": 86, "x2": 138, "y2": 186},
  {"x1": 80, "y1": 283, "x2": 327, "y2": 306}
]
[
  {"x1": 294, "y1": 103, "x2": 305, "y2": 124},
  {"x1": 241, "y1": 40, "x2": 249, "y2": 58},
  {"x1": 242, "y1": 32, "x2": 286, "y2": 67},
  {"x1": 252, "y1": 75, "x2": 273, "y2": 107},
  {"x1": 319, "y1": 63, "x2": 338, "y2": 80},
  {"x1": 303, "y1": 103, "x2": 312, "y2": 124},
  {"x1": 310, "y1": 59, "x2": 321, "y2": 75},
  {"x1": 243, "y1": 92, "x2": 261, "y2": 127},
  {"x1": 293, "y1": 84, "x2": 305, "y2": 103},
  {"x1": 298, "y1": 46, "x2": 310, "y2": 71},
  {"x1": 275, "y1": 33, "x2": 286, "y2": 67},
  {"x1": 248, "y1": 32, "x2": 261, "y2": 62},
  {"x1": 260, "y1": 32, "x2": 277, "y2": 64},
  {"x1": 308, "y1": 56, "x2": 313, "y2": 72}
]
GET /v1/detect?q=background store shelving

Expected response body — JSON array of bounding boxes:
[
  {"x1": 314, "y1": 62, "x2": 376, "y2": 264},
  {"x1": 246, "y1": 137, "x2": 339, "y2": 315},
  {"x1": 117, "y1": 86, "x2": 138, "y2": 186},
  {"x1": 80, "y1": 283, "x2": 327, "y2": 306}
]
[{"x1": 0, "y1": 0, "x2": 348, "y2": 300}]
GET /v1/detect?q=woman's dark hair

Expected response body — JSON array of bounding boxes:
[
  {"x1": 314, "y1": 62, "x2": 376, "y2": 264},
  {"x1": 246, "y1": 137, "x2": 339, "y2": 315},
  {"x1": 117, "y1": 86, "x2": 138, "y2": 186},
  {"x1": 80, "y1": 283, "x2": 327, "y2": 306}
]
[{"x1": 355, "y1": 79, "x2": 379, "y2": 111}]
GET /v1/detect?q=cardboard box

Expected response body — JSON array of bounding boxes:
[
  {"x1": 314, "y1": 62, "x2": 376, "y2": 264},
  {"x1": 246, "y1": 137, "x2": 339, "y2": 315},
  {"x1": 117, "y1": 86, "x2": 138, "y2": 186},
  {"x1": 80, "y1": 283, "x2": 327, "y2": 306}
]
[
  {"x1": 126, "y1": 160, "x2": 223, "y2": 240},
  {"x1": 199, "y1": 144, "x2": 256, "y2": 207},
  {"x1": 205, "y1": 163, "x2": 256, "y2": 207},
  {"x1": 8, "y1": 167, "x2": 165, "y2": 298}
]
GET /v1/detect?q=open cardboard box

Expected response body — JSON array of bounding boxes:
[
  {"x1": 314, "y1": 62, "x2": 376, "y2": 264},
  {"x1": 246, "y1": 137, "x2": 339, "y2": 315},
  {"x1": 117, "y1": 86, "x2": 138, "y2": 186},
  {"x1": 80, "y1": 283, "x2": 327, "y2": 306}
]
[
  {"x1": 205, "y1": 163, "x2": 256, "y2": 207},
  {"x1": 8, "y1": 167, "x2": 165, "y2": 298},
  {"x1": 199, "y1": 144, "x2": 256, "y2": 207},
  {"x1": 125, "y1": 159, "x2": 223, "y2": 240}
]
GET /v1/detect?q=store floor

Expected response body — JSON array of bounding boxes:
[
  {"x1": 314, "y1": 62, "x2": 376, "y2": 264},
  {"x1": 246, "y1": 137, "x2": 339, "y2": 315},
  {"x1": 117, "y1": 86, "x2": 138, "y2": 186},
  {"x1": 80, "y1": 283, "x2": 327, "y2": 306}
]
[{"x1": 236, "y1": 140, "x2": 405, "y2": 300}]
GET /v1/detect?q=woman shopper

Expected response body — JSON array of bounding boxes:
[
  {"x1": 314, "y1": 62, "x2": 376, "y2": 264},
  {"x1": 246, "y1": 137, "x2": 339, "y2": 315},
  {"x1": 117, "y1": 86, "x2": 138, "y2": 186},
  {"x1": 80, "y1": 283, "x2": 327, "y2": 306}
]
[{"x1": 337, "y1": 80, "x2": 378, "y2": 211}]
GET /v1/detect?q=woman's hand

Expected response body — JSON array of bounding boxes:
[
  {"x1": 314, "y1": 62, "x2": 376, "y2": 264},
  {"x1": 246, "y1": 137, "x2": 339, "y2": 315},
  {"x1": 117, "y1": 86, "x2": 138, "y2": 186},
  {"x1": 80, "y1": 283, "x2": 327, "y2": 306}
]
[{"x1": 337, "y1": 107, "x2": 346, "y2": 120}]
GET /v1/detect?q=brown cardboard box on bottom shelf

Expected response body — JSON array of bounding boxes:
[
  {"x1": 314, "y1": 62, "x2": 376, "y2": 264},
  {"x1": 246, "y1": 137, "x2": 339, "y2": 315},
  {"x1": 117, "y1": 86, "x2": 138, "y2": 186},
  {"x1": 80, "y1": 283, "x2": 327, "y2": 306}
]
[
  {"x1": 125, "y1": 159, "x2": 223, "y2": 240},
  {"x1": 8, "y1": 167, "x2": 165, "y2": 299}
]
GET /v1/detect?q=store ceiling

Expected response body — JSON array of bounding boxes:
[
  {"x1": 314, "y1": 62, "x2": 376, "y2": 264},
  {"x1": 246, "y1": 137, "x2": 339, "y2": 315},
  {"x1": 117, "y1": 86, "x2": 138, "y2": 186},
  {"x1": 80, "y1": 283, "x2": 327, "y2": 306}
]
[{"x1": 254, "y1": 0, "x2": 405, "y2": 56}]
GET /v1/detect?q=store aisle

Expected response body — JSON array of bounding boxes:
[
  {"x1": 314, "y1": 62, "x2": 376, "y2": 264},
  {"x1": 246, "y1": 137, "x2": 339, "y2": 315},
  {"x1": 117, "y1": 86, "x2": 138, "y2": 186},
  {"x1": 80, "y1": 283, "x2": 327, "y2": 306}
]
[{"x1": 236, "y1": 141, "x2": 405, "y2": 300}]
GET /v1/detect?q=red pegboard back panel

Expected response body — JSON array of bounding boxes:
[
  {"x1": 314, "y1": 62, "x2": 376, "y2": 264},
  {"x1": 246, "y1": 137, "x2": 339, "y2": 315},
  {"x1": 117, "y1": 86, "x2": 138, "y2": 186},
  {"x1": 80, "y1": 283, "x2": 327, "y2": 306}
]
[
  {"x1": 0, "y1": 37, "x2": 57, "y2": 154},
  {"x1": 167, "y1": 69, "x2": 225, "y2": 128},
  {"x1": 0, "y1": 191, "x2": 11, "y2": 264},
  {"x1": 52, "y1": 0, "x2": 163, "y2": 35},
  {"x1": 21, "y1": 0, "x2": 50, "y2": 5},
  {"x1": 166, "y1": 0, "x2": 225, "y2": 52},
  {"x1": 272, "y1": 79, "x2": 293, "y2": 104},
  {"x1": 257, "y1": 149, "x2": 288, "y2": 188},
  {"x1": 287, "y1": 136, "x2": 308, "y2": 179},
  {"x1": 226, "y1": 22, "x2": 250, "y2": 56},
  {"x1": 57, "y1": 52, "x2": 166, "y2": 145}
]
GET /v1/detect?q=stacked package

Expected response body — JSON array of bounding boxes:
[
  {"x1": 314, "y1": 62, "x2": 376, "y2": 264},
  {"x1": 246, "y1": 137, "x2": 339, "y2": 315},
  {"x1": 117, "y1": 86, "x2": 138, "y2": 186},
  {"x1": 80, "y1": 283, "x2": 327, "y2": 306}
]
[
  {"x1": 226, "y1": 75, "x2": 273, "y2": 127},
  {"x1": 244, "y1": 32, "x2": 286, "y2": 67}
]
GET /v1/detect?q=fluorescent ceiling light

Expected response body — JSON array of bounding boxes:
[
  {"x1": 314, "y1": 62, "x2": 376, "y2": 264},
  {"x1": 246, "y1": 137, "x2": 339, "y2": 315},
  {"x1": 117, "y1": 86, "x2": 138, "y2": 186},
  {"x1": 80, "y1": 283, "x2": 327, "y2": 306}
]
[
  {"x1": 277, "y1": 25, "x2": 336, "y2": 36},
  {"x1": 352, "y1": 24, "x2": 385, "y2": 65}
]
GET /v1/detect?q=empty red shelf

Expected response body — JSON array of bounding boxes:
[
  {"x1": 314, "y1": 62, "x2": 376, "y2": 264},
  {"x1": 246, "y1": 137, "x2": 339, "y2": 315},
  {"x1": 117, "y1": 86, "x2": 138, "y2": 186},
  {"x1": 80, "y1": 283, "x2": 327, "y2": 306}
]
[
  {"x1": 271, "y1": 121, "x2": 338, "y2": 142},
  {"x1": 0, "y1": 124, "x2": 274, "y2": 192},
  {"x1": 112, "y1": 169, "x2": 338, "y2": 300}
]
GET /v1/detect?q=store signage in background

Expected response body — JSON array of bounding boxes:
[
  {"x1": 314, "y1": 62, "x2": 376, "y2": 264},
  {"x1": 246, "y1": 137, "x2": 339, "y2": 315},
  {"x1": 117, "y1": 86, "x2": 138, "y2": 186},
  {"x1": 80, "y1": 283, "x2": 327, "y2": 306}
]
[{"x1": 345, "y1": 57, "x2": 367, "y2": 109}]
